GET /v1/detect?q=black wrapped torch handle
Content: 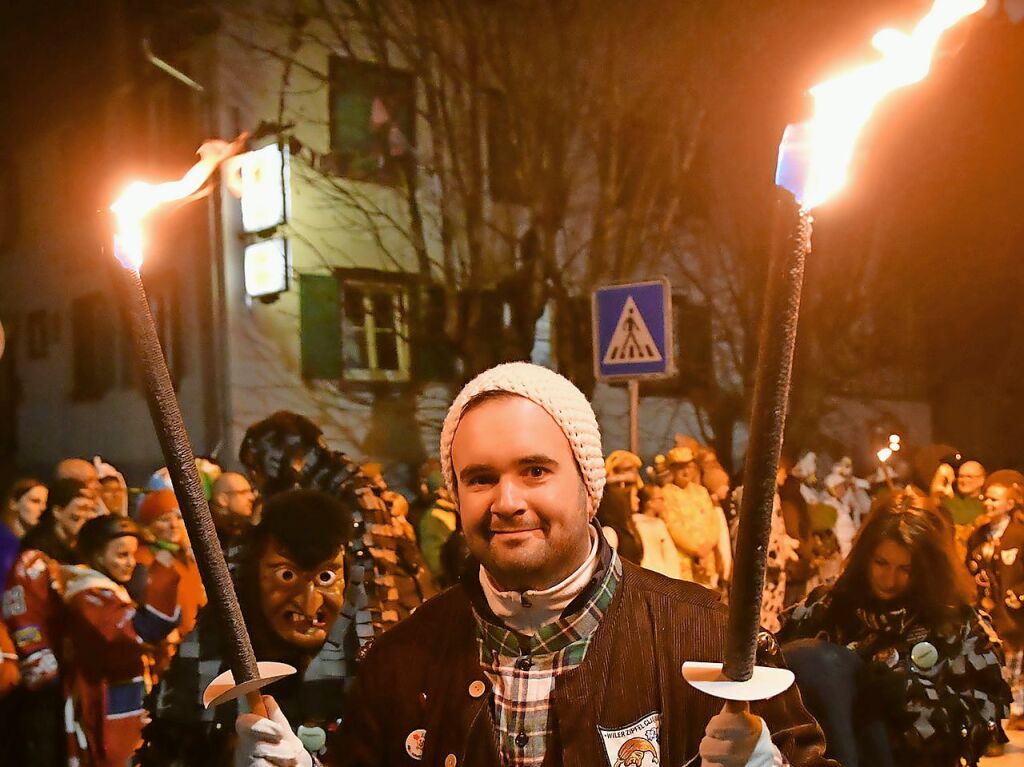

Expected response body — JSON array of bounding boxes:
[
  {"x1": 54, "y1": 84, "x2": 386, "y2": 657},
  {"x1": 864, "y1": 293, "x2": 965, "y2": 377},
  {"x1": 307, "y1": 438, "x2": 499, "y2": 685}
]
[
  {"x1": 724, "y1": 195, "x2": 810, "y2": 681},
  {"x1": 122, "y1": 267, "x2": 260, "y2": 686}
]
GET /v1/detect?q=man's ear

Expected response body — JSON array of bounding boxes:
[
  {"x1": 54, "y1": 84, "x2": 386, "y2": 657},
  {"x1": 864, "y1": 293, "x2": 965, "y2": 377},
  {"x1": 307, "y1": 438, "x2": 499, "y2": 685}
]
[{"x1": 212, "y1": 491, "x2": 228, "y2": 510}]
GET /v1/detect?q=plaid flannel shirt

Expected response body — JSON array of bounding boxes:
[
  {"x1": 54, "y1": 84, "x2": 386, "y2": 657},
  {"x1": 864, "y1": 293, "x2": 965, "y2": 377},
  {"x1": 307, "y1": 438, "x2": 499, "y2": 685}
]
[{"x1": 474, "y1": 552, "x2": 623, "y2": 767}]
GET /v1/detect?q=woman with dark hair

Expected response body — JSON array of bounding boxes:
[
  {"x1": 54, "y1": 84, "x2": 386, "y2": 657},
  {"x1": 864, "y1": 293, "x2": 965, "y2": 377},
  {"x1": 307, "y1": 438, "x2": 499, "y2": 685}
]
[
  {"x1": 0, "y1": 477, "x2": 47, "y2": 580},
  {"x1": 778, "y1": 490, "x2": 1010, "y2": 767}
]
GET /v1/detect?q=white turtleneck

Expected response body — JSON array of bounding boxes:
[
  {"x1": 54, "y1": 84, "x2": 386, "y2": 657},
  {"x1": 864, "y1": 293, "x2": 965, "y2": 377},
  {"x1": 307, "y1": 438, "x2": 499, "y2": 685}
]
[{"x1": 479, "y1": 526, "x2": 600, "y2": 635}]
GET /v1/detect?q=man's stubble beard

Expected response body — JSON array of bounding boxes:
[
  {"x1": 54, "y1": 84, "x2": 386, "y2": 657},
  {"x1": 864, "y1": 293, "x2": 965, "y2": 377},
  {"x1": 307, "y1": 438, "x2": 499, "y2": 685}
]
[{"x1": 477, "y1": 482, "x2": 591, "y2": 592}]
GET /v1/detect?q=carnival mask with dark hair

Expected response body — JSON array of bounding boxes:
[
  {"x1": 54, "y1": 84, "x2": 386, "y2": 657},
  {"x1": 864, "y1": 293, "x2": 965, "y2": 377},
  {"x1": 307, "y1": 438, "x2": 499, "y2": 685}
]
[
  {"x1": 258, "y1": 539, "x2": 346, "y2": 651},
  {"x1": 248, "y1": 488, "x2": 353, "y2": 651}
]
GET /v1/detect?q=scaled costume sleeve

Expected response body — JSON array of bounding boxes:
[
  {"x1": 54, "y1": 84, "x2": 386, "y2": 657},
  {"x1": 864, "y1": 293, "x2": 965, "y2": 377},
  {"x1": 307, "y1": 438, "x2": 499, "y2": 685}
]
[
  {"x1": 775, "y1": 585, "x2": 830, "y2": 644},
  {"x1": 900, "y1": 608, "x2": 1010, "y2": 762},
  {"x1": 777, "y1": 588, "x2": 1010, "y2": 763}
]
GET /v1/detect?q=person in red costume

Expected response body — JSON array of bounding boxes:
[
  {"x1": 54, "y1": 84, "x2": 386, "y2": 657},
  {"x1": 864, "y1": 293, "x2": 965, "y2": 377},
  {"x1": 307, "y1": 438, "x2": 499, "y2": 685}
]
[
  {"x1": 133, "y1": 489, "x2": 206, "y2": 676},
  {"x1": 62, "y1": 514, "x2": 181, "y2": 767},
  {"x1": 3, "y1": 476, "x2": 96, "y2": 766},
  {"x1": 5, "y1": 478, "x2": 97, "y2": 685}
]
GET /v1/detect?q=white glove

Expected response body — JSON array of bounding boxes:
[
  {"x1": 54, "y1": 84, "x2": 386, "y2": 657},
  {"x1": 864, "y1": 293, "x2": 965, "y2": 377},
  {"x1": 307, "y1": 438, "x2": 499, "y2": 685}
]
[
  {"x1": 21, "y1": 649, "x2": 59, "y2": 690},
  {"x1": 235, "y1": 696, "x2": 313, "y2": 767}
]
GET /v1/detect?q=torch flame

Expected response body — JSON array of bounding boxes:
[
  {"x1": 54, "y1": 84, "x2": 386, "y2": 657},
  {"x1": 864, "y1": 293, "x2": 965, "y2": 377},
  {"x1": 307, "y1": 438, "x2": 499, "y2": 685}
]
[
  {"x1": 110, "y1": 135, "x2": 249, "y2": 270},
  {"x1": 777, "y1": 0, "x2": 985, "y2": 210}
]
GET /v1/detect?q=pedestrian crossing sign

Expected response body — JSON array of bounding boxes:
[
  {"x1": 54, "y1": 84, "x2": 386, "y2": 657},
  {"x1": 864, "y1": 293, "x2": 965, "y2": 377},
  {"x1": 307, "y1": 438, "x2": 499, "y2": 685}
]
[{"x1": 592, "y1": 279, "x2": 673, "y2": 380}]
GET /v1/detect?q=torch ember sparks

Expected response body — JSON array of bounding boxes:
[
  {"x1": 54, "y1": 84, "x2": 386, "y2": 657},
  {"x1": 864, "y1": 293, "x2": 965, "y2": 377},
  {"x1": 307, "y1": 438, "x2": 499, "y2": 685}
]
[
  {"x1": 777, "y1": 0, "x2": 985, "y2": 210},
  {"x1": 110, "y1": 134, "x2": 249, "y2": 270}
]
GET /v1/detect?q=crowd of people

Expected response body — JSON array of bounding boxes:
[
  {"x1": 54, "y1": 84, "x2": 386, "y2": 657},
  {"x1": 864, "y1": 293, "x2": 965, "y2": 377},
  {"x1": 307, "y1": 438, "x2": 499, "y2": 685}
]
[
  {"x1": 0, "y1": 411, "x2": 440, "y2": 767},
  {"x1": 582, "y1": 440, "x2": 1021, "y2": 765},
  {"x1": 0, "y1": 389, "x2": 1020, "y2": 766}
]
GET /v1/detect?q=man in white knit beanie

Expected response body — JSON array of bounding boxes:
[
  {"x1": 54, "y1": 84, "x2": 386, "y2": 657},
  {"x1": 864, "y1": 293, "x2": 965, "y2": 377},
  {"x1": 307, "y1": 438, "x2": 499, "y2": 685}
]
[
  {"x1": 236, "y1": 363, "x2": 833, "y2": 767},
  {"x1": 437, "y1": 362, "x2": 607, "y2": 595}
]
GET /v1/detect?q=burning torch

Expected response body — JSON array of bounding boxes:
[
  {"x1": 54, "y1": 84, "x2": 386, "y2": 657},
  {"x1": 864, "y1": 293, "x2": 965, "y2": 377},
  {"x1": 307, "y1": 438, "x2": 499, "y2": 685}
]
[
  {"x1": 877, "y1": 433, "x2": 902, "y2": 491},
  {"x1": 684, "y1": 0, "x2": 986, "y2": 704},
  {"x1": 111, "y1": 135, "x2": 294, "y2": 715}
]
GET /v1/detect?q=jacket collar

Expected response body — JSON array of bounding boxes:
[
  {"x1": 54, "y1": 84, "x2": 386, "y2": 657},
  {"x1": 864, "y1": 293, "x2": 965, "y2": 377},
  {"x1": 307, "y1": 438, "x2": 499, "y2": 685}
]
[
  {"x1": 461, "y1": 523, "x2": 615, "y2": 631},
  {"x1": 423, "y1": 535, "x2": 625, "y2": 767},
  {"x1": 60, "y1": 565, "x2": 132, "y2": 604}
]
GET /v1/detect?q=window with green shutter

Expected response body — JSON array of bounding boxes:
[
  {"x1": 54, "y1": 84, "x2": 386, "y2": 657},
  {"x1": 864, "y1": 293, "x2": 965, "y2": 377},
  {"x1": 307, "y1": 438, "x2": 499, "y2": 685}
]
[
  {"x1": 299, "y1": 273, "x2": 342, "y2": 380},
  {"x1": 300, "y1": 271, "x2": 414, "y2": 384},
  {"x1": 339, "y1": 280, "x2": 411, "y2": 384},
  {"x1": 328, "y1": 57, "x2": 415, "y2": 186}
]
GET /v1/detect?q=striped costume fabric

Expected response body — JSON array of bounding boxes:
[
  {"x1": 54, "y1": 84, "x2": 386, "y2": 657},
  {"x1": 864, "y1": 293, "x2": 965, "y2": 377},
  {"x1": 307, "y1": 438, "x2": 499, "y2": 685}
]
[{"x1": 475, "y1": 553, "x2": 622, "y2": 766}]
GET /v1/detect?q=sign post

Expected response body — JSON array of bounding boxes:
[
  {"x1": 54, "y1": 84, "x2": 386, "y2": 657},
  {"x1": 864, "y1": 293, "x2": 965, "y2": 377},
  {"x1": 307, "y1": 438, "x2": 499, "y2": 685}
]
[{"x1": 592, "y1": 279, "x2": 674, "y2": 455}]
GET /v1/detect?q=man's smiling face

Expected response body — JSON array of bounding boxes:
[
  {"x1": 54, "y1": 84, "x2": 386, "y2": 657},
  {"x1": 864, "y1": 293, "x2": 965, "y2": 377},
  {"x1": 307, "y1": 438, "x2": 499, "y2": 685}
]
[{"x1": 451, "y1": 394, "x2": 592, "y2": 592}]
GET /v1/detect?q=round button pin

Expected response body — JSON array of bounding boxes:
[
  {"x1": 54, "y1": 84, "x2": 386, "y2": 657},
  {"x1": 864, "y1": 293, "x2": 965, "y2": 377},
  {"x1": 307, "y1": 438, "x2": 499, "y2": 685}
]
[
  {"x1": 405, "y1": 729, "x2": 426, "y2": 761},
  {"x1": 911, "y1": 641, "x2": 939, "y2": 670},
  {"x1": 468, "y1": 680, "x2": 486, "y2": 698}
]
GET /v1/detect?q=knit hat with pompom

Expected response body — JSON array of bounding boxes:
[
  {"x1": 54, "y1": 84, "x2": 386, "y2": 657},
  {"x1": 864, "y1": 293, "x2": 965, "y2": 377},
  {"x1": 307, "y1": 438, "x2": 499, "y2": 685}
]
[{"x1": 439, "y1": 362, "x2": 606, "y2": 513}]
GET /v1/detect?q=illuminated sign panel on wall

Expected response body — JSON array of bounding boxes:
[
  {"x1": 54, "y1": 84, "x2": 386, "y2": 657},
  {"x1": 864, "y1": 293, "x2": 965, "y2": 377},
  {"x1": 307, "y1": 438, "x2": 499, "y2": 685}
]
[
  {"x1": 244, "y1": 238, "x2": 289, "y2": 298},
  {"x1": 240, "y1": 143, "x2": 291, "y2": 233}
]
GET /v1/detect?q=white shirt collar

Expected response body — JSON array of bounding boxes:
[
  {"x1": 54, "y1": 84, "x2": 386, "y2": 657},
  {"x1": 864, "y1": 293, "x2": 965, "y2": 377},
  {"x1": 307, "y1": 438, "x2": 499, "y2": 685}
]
[{"x1": 479, "y1": 526, "x2": 600, "y2": 636}]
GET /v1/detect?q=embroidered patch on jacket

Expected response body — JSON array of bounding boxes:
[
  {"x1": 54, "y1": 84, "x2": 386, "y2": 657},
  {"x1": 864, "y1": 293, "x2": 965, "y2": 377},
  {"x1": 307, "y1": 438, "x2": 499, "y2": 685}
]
[
  {"x1": 2, "y1": 585, "x2": 26, "y2": 617},
  {"x1": 598, "y1": 712, "x2": 661, "y2": 767},
  {"x1": 13, "y1": 626, "x2": 42, "y2": 648},
  {"x1": 1001, "y1": 547, "x2": 1019, "y2": 566}
]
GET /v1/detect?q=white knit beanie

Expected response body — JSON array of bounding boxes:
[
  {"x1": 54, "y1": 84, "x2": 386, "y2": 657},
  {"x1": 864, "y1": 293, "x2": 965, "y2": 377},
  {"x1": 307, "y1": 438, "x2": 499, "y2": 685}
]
[{"x1": 440, "y1": 362, "x2": 606, "y2": 513}]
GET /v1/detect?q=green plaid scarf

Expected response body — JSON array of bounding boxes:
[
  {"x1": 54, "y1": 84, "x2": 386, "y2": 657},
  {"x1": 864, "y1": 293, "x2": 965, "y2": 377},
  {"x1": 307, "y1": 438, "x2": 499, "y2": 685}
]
[{"x1": 474, "y1": 552, "x2": 622, "y2": 767}]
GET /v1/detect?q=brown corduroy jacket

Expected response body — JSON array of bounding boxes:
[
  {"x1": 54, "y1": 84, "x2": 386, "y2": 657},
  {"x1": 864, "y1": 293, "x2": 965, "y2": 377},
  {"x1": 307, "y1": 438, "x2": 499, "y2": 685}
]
[{"x1": 330, "y1": 561, "x2": 836, "y2": 767}]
